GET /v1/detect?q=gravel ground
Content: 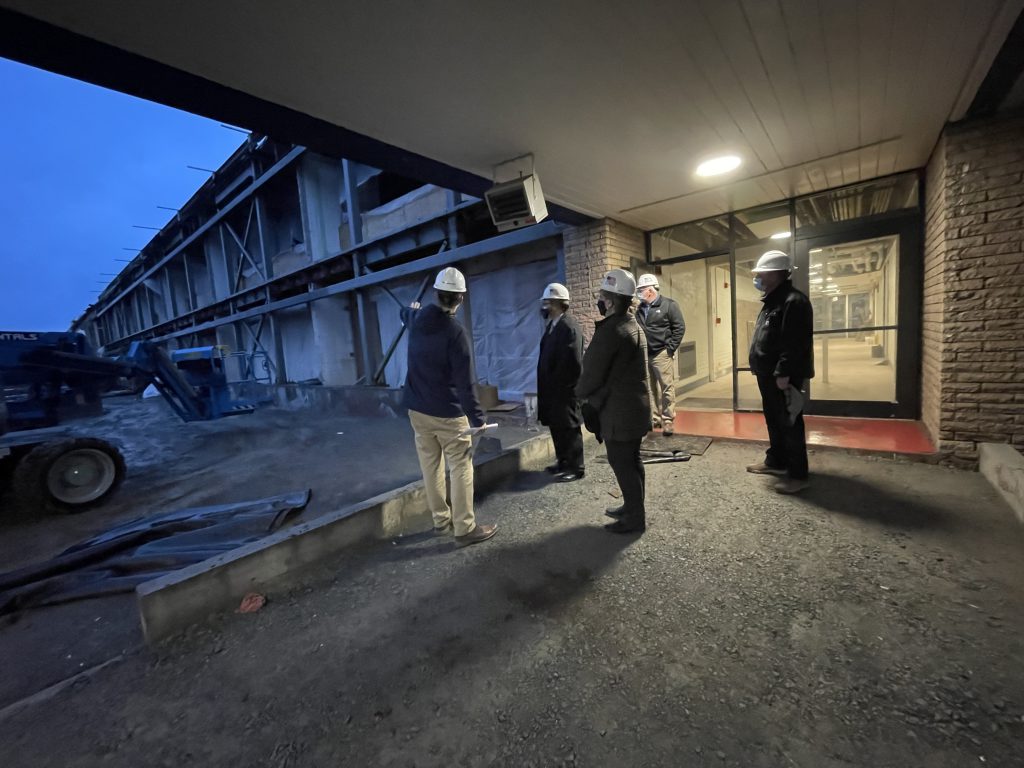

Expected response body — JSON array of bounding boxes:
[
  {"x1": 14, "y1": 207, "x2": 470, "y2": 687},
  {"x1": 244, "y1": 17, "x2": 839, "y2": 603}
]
[
  {"x1": 0, "y1": 396, "x2": 535, "y2": 709},
  {"x1": 2, "y1": 440, "x2": 1023, "y2": 767}
]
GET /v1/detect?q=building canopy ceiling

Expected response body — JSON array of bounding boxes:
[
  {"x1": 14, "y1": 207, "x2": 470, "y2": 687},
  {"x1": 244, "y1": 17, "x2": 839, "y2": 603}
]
[{"x1": 1, "y1": 0, "x2": 1022, "y2": 230}]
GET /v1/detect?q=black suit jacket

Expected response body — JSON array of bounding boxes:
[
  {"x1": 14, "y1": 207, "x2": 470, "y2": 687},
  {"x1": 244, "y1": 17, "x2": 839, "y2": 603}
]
[{"x1": 537, "y1": 314, "x2": 584, "y2": 428}]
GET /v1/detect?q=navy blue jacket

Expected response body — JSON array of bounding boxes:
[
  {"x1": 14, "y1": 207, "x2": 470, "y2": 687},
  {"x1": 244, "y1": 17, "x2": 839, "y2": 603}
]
[
  {"x1": 401, "y1": 303, "x2": 485, "y2": 426},
  {"x1": 637, "y1": 294, "x2": 686, "y2": 356}
]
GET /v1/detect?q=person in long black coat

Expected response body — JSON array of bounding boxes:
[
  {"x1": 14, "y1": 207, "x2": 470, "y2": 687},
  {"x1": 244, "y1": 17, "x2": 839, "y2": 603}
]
[
  {"x1": 536, "y1": 282, "x2": 585, "y2": 482},
  {"x1": 575, "y1": 269, "x2": 653, "y2": 533}
]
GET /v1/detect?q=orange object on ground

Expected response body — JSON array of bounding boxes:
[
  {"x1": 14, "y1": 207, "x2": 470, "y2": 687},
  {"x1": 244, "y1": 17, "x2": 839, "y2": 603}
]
[{"x1": 237, "y1": 593, "x2": 266, "y2": 613}]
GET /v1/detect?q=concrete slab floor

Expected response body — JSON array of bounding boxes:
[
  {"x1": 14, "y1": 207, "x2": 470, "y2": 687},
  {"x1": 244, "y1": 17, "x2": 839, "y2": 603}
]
[
  {"x1": 0, "y1": 396, "x2": 538, "y2": 709},
  {"x1": 2, "y1": 442, "x2": 1022, "y2": 767}
]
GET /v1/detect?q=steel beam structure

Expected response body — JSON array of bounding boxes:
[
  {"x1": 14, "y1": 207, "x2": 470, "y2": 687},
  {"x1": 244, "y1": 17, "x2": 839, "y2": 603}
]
[
  {"x1": 100, "y1": 194, "x2": 477, "y2": 348},
  {"x1": 343, "y1": 159, "x2": 375, "y2": 381},
  {"x1": 96, "y1": 146, "x2": 304, "y2": 318},
  {"x1": 148, "y1": 219, "x2": 561, "y2": 344}
]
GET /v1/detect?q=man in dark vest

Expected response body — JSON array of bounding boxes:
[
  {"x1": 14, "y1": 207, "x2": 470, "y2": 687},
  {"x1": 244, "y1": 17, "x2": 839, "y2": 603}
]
[
  {"x1": 536, "y1": 282, "x2": 585, "y2": 482},
  {"x1": 746, "y1": 250, "x2": 815, "y2": 494}
]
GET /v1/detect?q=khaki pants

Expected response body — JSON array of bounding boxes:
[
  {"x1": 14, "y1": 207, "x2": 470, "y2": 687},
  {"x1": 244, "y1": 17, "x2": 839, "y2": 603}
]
[
  {"x1": 408, "y1": 409, "x2": 476, "y2": 536},
  {"x1": 648, "y1": 350, "x2": 677, "y2": 425}
]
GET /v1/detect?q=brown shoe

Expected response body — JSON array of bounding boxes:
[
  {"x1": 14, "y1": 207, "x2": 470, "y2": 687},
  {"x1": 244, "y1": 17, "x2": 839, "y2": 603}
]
[
  {"x1": 455, "y1": 523, "x2": 497, "y2": 548},
  {"x1": 746, "y1": 462, "x2": 787, "y2": 476},
  {"x1": 774, "y1": 478, "x2": 809, "y2": 495}
]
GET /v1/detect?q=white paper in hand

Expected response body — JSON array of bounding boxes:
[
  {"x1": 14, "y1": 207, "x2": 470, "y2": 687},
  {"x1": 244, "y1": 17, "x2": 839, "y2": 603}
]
[
  {"x1": 460, "y1": 423, "x2": 498, "y2": 437},
  {"x1": 784, "y1": 386, "x2": 805, "y2": 426}
]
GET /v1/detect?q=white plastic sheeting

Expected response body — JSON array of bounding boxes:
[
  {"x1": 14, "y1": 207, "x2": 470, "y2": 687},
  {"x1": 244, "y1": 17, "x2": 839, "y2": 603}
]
[
  {"x1": 277, "y1": 307, "x2": 320, "y2": 383},
  {"x1": 374, "y1": 278, "x2": 423, "y2": 387},
  {"x1": 469, "y1": 259, "x2": 560, "y2": 401}
]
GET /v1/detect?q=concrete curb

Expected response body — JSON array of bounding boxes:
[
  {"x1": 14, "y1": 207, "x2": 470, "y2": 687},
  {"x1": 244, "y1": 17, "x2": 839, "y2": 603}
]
[
  {"x1": 978, "y1": 442, "x2": 1024, "y2": 524},
  {"x1": 135, "y1": 432, "x2": 555, "y2": 644}
]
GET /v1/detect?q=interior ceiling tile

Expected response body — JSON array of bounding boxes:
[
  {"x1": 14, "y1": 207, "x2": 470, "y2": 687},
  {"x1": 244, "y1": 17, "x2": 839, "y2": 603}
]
[
  {"x1": 857, "y1": 0, "x2": 898, "y2": 180},
  {"x1": 1, "y1": 0, "x2": 1021, "y2": 230},
  {"x1": 742, "y1": 0, "x2": 821, "y2": 164}
]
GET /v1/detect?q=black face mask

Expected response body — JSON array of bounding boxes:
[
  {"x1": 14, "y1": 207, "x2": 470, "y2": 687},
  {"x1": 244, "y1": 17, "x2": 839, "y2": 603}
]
[
  {"x1": 540, "y1": 307, "x2": 550, "y2": 320},
  {"x1": 596, "y1": 299, "x2": 608, "y2": 316}
]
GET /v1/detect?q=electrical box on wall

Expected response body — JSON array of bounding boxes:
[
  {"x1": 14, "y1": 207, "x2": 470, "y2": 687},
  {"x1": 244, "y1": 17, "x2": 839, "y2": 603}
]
[{"x1": 485, "y1": 175, "x2": 549, "y2": 232}]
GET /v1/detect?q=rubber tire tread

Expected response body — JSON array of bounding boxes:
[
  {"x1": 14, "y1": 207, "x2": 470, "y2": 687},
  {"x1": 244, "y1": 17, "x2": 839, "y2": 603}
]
[{"x1": 11, "y1": 437, "x2": 126, "y2": 514}]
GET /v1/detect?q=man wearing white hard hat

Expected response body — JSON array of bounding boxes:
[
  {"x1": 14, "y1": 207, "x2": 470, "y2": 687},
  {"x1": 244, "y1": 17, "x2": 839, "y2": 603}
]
[
  {"x1": 536, "y1": 282, "x2": 586, "y2": 482},
  {"x1": 746, "y1": 250, "x2": 814, "y2": 494},
  {"x1": 576, "y1": 269, "x2": 653, "y2": 533},
  {"x1": 636, "y1": 273, "x2": 686, "y2": 435},
  {"x1": 401, "y1": 267, "x2": 497, "y2": 546}
]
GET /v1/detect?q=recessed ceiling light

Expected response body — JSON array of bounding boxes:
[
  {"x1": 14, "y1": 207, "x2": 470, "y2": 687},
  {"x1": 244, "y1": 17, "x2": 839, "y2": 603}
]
[
  {"x1": 695, "y1": 155, "x2": 742, "y2": 177},
  {"x1": 770, "y1": 231, "x2": 791, "y2": 240}
]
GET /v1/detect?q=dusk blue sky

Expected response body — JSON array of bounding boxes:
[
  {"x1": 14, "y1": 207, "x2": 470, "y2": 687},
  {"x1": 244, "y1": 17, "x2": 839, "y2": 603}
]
[{"x1": 0, "y1": 58, "x2": 246, "y2": 331}]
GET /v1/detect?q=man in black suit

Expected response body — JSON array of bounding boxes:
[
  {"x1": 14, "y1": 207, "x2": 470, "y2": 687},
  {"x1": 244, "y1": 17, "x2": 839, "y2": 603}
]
[{"x1": 537, "y1": 282, "x2": 586, "y2": 482}]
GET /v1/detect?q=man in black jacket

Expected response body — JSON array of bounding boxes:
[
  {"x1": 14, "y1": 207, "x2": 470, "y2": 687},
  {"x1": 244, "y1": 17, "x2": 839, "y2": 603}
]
[
  {"x1": 746, "y1": 250, "x2": 815, "y2": 494},
  {"x1": 402, "y1": 267, "x2": 497, "y2": 547},
  {"x1": 537, "y1": 282, "x2": 586, "y2": 482},
  {"x1": 636, "y1": 273, "x2": 685, "y2": 435},
  {"x1": 576, "y1": 269, "x2": 652, "y2": 534}
]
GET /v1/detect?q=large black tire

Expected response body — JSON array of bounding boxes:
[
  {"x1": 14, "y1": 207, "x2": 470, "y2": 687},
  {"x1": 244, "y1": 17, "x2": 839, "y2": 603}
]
[{"x1": 11, "y1": 438, "x2": 126, "y2": 514}]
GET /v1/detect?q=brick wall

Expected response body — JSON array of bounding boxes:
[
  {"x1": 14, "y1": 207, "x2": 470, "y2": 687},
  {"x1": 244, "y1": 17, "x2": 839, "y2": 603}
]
[
  {"x1": 563, "y1": 219, "x2": 646, "y2": 343},
  {"x1": 922, "y1": 136, "x2": 947, "y2": 449},
  {"x1": 923, "y1": 113, "x2": 1024, "y2": 465}
]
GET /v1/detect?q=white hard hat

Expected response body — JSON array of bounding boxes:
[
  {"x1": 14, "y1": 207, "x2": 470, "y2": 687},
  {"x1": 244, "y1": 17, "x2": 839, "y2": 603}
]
[
  {"x1": 433, "y1": 266, "x2": 467, "y2": 292},
  {"x1": 636, "y1": 273, "x2": 659, "y2": 290},
  {"x1": 541, "y1": 283, "x2": 570, "y2": 301},
  {"x1": 751, "y1": 250, "x2": 792, "y2": 273},
  {"x1": 600, "y1": 269, "x2": 637, "y2": 297}
]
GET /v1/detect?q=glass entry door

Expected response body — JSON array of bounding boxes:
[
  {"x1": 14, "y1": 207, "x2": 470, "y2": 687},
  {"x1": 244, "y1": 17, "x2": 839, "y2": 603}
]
[
  {"x1": 795, "y1": 217, "x2": 921, "y2": 418},
  {"x1": 658, "y1": 253, "x2": 734, "y2": 410}
]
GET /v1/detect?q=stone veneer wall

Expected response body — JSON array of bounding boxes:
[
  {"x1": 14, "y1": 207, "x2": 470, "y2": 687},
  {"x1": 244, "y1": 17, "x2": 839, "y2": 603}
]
[
  {"x1": 563, "y1": 219, "x2": 646, "y2": 344},
  {"x1": 923, "y1": 113, "x2": 1024, "y2": 466}
]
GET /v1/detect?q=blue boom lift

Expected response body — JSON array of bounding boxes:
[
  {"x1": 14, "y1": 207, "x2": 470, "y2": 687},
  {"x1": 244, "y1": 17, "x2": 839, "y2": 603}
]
[{"x1": 0, "y1": 331, "x2": 257, "y2": 513}]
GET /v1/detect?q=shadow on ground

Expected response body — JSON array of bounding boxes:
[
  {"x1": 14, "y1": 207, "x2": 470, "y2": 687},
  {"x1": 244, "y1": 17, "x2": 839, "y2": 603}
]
[
  {"x1": 795, "y1": 471, "x2": 955, "y2": 530},
  {"x1": 280, "y1": 524, "x2": 635, "y2": 685}
]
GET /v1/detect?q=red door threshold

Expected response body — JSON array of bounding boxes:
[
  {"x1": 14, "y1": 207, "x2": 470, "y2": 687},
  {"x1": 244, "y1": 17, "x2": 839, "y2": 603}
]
[{"x1": 673, "y1": 410, "x2": 936, "y2": 456}]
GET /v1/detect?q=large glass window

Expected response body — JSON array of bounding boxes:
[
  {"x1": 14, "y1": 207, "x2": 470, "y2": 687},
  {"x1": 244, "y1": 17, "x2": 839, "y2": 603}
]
[
  {"x1": 650, "y1": 214, "x2": 730, "y2": 262},
  {"x1": 796, "y1": 174, "x2": 918, "y2": 230},
  {"x1": 659, "y1": 254, "x2": 733, "y2": 410},
  {"x1": 733, "y1": 202, "x2": 791, "y2": 247},
  {"x1": 809, "y1": 235, "x2": 899, "y2": 402},
  {"x1": 645, "y1": 171, "x2": 918, "y2": 416}
]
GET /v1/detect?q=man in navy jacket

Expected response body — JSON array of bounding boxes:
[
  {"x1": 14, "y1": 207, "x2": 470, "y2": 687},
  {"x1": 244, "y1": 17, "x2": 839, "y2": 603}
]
[{"x1": 402, "y1": 267, "x2": 497, "y2": 547}]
